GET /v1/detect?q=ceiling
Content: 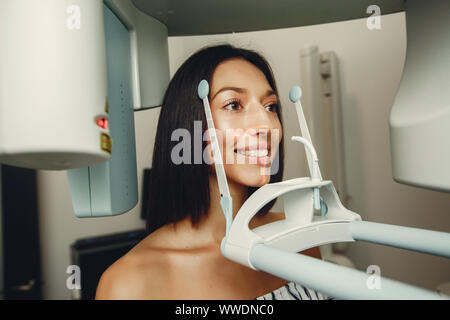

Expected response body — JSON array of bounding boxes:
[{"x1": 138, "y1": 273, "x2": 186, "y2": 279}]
[{"x1": 130, "y1": 0, "x2": 405, "y2": 36}]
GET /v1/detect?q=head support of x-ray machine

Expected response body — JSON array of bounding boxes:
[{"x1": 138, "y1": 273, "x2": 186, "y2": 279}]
[
  {"x1": 198, "y1": 79, "x2": 450, "y2": 300},
  {"x1": 197, "y1": 80, "x2": 362, "y2": 268}
]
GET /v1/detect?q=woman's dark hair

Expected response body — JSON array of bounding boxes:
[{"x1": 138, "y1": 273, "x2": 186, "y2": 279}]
[{"x1": 145, "y1": 43, "x2": 284, "y2": 235}]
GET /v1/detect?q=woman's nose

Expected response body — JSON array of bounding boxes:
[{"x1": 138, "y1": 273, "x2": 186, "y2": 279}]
[
  {"x1": 244, "y1": 123, "x2": 271, "y2": 144},
  {"x1": 245, "y1": 101, "x2": 274, "y2": 127},
  {"x1": 244, "y1": 103, "x2": 279, "y2": 145}
]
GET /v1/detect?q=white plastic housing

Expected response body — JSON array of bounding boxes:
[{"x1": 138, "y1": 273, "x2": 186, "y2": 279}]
[
  {"x1": 223, "y1": 177, "x2": 361, "y2": 270},
  {"x1": 104, "y1": 0, "x2": 170, "y2": 110},
  {"x1": 0, "y1": 0, "x2": 110, "y2": 170},
  {"x1": 389, "y1": 0, "x2": 450, "y2": 192}
]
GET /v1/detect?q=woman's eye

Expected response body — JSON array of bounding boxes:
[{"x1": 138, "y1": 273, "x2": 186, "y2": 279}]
[
  {"x1": 223, "y1": 100, "x2": 242, "y2": 111},
  {"x1": 266, "y1": 104, "x2": 278, "y2": 112},
  {"x1": 223, "y1": 100, "x2": 278, "y2": 112}
]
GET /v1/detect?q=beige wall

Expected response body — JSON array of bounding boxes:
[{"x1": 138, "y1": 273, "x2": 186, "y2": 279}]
[{"x1": 36, "y1": 12, "x2": 450, "y2": 299}]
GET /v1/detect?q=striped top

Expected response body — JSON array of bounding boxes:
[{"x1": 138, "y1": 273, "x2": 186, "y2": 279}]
[{"x1": 255, "y1": 282, "x2": 333, "y2": 300}]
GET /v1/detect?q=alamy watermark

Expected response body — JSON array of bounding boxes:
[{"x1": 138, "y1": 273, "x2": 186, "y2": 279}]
[
  {"x1": 66, "y1": 5, "x2": 81, "y2": 30},
  {"x1": 170, "y1": 121, "x2": 281, "y2": 176},
  {"x1": 66, "y1": 265, "x2": 81, "y2": 290},
  {"x1": 366, "y1": 5, "x2": 381, "y2": 30},
  {"x1": 366, "y1": 264, "x2": 381, "y2": 290}
]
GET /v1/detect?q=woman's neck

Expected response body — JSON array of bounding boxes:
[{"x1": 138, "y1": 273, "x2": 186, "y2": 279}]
[
  {"x1": 202, "y1": 174, "x2": 248, "y2": 241},
  {"x1": 169, "y1": 173, "x2": 249, "y2": 247}
]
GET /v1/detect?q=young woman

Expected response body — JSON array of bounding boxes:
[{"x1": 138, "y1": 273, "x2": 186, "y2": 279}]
[{"x1": 95, "y1": 44, "x2": 330, "y2": 300}]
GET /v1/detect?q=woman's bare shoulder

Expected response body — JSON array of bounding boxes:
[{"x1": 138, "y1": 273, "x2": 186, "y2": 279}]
[
  {"x1": 269, "y1": 212, "x2": 285, "y2": 220},
  {"x1": 250, "y1": 211, "x2": 285, "y2": 229},
  {"x1": 95, "y1": 233, "x2": 171, "y2": 300}
]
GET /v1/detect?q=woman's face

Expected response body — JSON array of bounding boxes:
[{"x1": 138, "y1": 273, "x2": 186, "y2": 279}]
[{"x1": 207, "y1": 58, "x2": 282, "y2": 187}]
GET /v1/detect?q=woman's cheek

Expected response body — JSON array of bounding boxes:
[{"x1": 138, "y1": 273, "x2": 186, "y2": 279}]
[{"x1": 226, "y1": 163, "x2": 271, "y2": 187}]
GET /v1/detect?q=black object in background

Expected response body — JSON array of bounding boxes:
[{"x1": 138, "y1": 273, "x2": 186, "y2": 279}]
[
  {"x1": 141, "y1": 168, "x2": 152, "y2": 220},
  {"x1": 70, "y1": 229, "x2": 146, "y2": 300},
  {"x1": 1, "y1": 164, "x2": 42, "y2": 300}
]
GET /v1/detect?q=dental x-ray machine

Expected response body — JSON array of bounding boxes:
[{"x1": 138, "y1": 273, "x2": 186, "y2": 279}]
[{"x1": 0, "y1": 0, "x2": 449, "y2": 299}]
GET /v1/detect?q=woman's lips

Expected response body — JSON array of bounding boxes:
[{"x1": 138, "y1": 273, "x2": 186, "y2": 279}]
[{"x1": 234, "y1": 150, "x2": 272, "y2": 167}]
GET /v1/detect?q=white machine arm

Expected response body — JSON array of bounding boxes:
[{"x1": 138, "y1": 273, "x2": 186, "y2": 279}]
[{"x1": 198, "y1": 80, "x2": 450, "y2": 300}]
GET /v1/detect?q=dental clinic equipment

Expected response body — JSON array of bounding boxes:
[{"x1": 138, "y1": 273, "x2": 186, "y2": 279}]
[
  {"x1": 1, "y1": 0, "x2": 449, "y2": 300},
  {"x1": 198, "y1": 81, "x2": 233, "y2": 236},
  {"x1": 290, "y1": 85, "x2": 322, "y2": 212},
  {"x1": 198, "y1": 80, "x2": 450, "y2": 300}
]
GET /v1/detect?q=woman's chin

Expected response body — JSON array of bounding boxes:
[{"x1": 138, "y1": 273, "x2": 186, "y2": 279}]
[{"x1": 232, "y1": 167, "x2": 272, "y2": 187}]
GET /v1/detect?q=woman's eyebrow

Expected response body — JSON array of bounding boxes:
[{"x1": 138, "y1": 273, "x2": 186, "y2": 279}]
[{"x1": 211, "y1": 87, "x2": 276, "y2": 102}]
